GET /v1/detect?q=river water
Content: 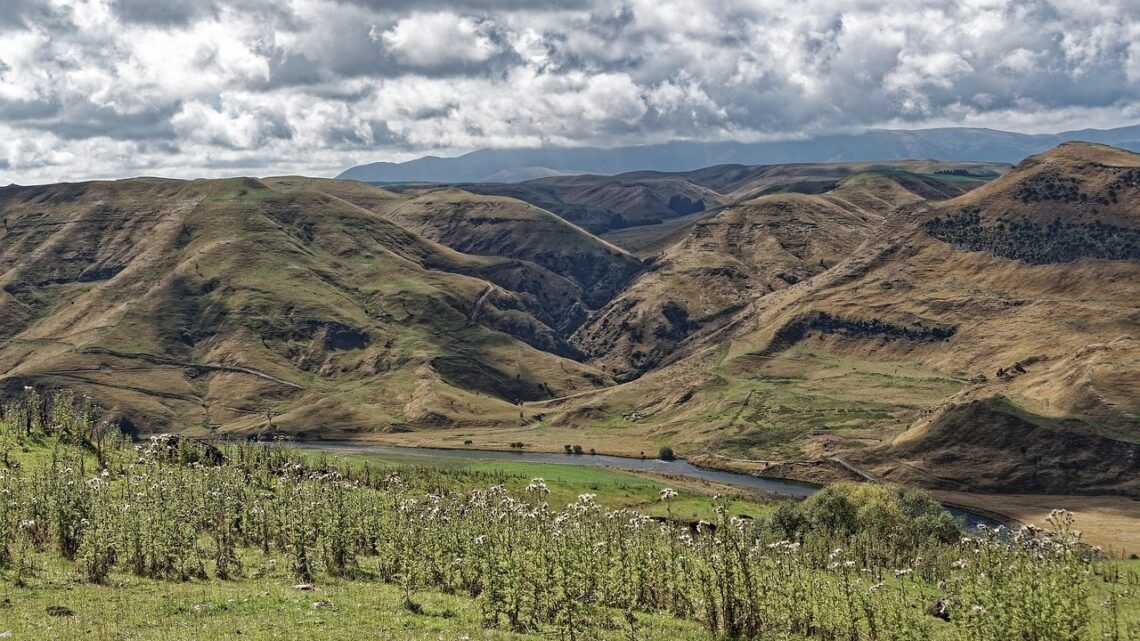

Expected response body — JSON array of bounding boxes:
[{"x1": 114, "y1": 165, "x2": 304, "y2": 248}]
[{"x1": 293, "y1": 441, "x2": 1005, "y2": 532}]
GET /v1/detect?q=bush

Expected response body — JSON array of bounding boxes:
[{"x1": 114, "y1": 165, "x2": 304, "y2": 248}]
[
  {"x1": 657, "y1": 446, "x2": 675, "y2": 461},
  {"x1": 924, "y1": 210, "x2": 1140, "y2": 264},
  {"x1": 769, "y1": 483, "x2": 960, "y2": 547}
]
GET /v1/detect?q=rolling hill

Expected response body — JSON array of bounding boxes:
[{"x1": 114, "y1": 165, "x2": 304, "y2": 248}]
[
  {"x1": 538, "y1": 142, "x2": 1140, "y2": 496},
  {"x1": 1, "y1": 143, "x2": 1137, "y2": 500},
  {"x1": 438, "y1": 159, "x2": 1006, "y2": 235},
  {"x1": 0, "y1": 177, "x2": 616, "y2": 435},
  {"x1": 262, "y1": 178, "x2": 644, "y2": 332}
]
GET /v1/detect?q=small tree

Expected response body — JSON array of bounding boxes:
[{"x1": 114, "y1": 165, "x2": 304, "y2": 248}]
[{"x1": 657, "y1": 446, "x2": 675, "y2": 461}]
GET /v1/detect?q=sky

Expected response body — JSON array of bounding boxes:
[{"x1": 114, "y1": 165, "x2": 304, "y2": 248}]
[{"x1": 1, "y1": 0, "x2": 1138, "y2": 184}]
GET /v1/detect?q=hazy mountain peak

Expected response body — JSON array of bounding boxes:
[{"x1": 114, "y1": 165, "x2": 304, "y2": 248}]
[{"x1": 338, "y1": 124, "x2": 1140, "y2": 185}]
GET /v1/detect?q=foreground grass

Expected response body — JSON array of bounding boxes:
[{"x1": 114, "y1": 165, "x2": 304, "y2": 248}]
[
  {"x1": 0, "y1": 557, "x2": 712, "y2": 641},
  {"x1": 3, "y1": 392, "x2": 1138, "y2": 641},
  {"x1": 3, "y1": 555, "x2": 1135, "y2": 641}
]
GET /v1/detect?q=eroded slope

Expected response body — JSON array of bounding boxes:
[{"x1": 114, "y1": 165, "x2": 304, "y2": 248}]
[
  {"x1": 0, "y1": 178, "x2": 612, "y2": 434},
  {"x1": 540, "y1": 144, "x2": 1140, "y2": 495}
]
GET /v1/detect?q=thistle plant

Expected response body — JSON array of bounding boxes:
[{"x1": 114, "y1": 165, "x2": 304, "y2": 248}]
[{"x1": 0, "y1": 390, "x2": 1120, "y2": 641}]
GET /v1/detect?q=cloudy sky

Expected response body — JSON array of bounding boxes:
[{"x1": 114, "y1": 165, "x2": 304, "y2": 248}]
[{"x1": 1, "y1": 0, "x2": 1138, "y2": 183}]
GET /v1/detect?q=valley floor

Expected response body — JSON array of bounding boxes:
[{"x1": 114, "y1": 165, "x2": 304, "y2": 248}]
[{"x1": 300, "y1": 439, "x2": 1140, "y2": 554}]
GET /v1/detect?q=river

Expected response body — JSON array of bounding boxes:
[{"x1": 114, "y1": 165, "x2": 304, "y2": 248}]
[{"x1": 293, "y1": 441, "x2": 1006, "y2": 532}]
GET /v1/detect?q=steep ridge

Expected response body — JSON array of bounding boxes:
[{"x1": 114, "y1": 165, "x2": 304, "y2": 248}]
[
  {"x1": 0, "y1": 177, "x2": 612, "y2": 434},
  {"x1": 560, "y1": 143, "x2": 1138, "y2": 494},
  {"x1": 571, "y1": 174, "x2": 930, "y2": 378},
  {"x1": 376, "y1": 189, "x2": 644, "y2": 312},
  {"x1": 867, "y1": 396, "x2": 1139, "y2": 496}
]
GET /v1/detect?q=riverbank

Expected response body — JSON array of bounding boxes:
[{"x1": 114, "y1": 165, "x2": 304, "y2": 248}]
[{"x1": 288, "y1": 440, "x2": 1007, "y2": 532}]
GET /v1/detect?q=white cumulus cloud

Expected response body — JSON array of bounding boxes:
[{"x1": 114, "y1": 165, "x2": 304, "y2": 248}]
[
  {"x1": 0, "y1": 0, "x2": 1136, "y2": 183},
  {"x1": 373, "y1": 12, "x2": 499, "y2": 68}
]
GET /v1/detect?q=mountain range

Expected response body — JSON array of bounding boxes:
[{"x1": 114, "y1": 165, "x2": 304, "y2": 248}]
[
  {"x1": 339, "y1": 124, "x2": 1140, "y2": 184},
  {"x1": 1, "y1": 142, "x2": 1137, "y2": 499}
]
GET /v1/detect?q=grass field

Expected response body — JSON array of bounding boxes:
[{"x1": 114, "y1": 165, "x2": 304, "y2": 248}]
[
  {"x1": 0, "y1": 555, "x2": 713, "y2": 641},
  {"x1": 302, "y1": 448, "x2": 779, "y2": 521},
  {"x1": 352, "y1": 346, "x2": 965, "y2": 463}
]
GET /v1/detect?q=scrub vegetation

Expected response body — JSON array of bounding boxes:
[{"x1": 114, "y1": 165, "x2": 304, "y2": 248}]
[{"x1": 2, "y1": 391, "x2": 1136, "y2": 640}]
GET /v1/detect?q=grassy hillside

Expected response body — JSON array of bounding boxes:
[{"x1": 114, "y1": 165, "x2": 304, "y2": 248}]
[
  {"x1": 572, "y1": 175, "x2": 926, "y2": 378},
  {"x1": 0, "y1": 177, "x2": 612, "y2": 435},
  {"x1": 457, "y1": 160, "x2": 1007, "y2": 235},
  {"x1": 376, "y1": 189, "x2": 644, "y2": 310},
  {"x1": 552, "y1": 143, "x2": 1139, "y2": 496}
]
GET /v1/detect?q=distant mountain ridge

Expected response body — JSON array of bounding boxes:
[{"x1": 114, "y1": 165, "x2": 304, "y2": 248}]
[{"x1": 338, "y1": 124, "x2": 1140, "y2": 184}]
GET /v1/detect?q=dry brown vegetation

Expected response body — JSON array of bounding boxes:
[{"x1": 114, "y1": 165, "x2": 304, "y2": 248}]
[
  {"x1": 0, "y1": 145, "x2": 1137, "y2": 540},
  {"x1": 0, "y1": 176, "x2": 615, "y2": 436}
]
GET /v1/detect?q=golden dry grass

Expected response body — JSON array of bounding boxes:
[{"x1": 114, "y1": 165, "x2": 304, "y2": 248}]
[{"x1": 931, "y1": 490, "x2": 1140, "y2": 555}]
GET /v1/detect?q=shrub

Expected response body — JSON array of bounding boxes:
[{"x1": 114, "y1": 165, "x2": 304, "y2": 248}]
[
  {"x1": 924, "y1": 211, "x2": 1140, "y2": 264},
  {"x1": 657, "y1": 446, "x2": 676, "y2": 461}
]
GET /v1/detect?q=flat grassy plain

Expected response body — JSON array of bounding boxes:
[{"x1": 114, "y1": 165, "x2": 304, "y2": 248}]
[
  {"x1": 356, "y1": 346, "x2": 965, "y2": 461},
  {"x1": 301, "y1": 447, "x2": 778, "y2": 521}
]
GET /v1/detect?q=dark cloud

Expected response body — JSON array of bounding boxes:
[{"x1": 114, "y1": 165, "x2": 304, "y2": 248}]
[
  {"x1": 0, "y1": 0, "x2": 53, "y2": 28},
  {"x1": 24, "y1": 105, "x2": 179, "y2": 142},
  {"x1": 109, "y1": 0, "x2": 221, "y2": 25}
]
